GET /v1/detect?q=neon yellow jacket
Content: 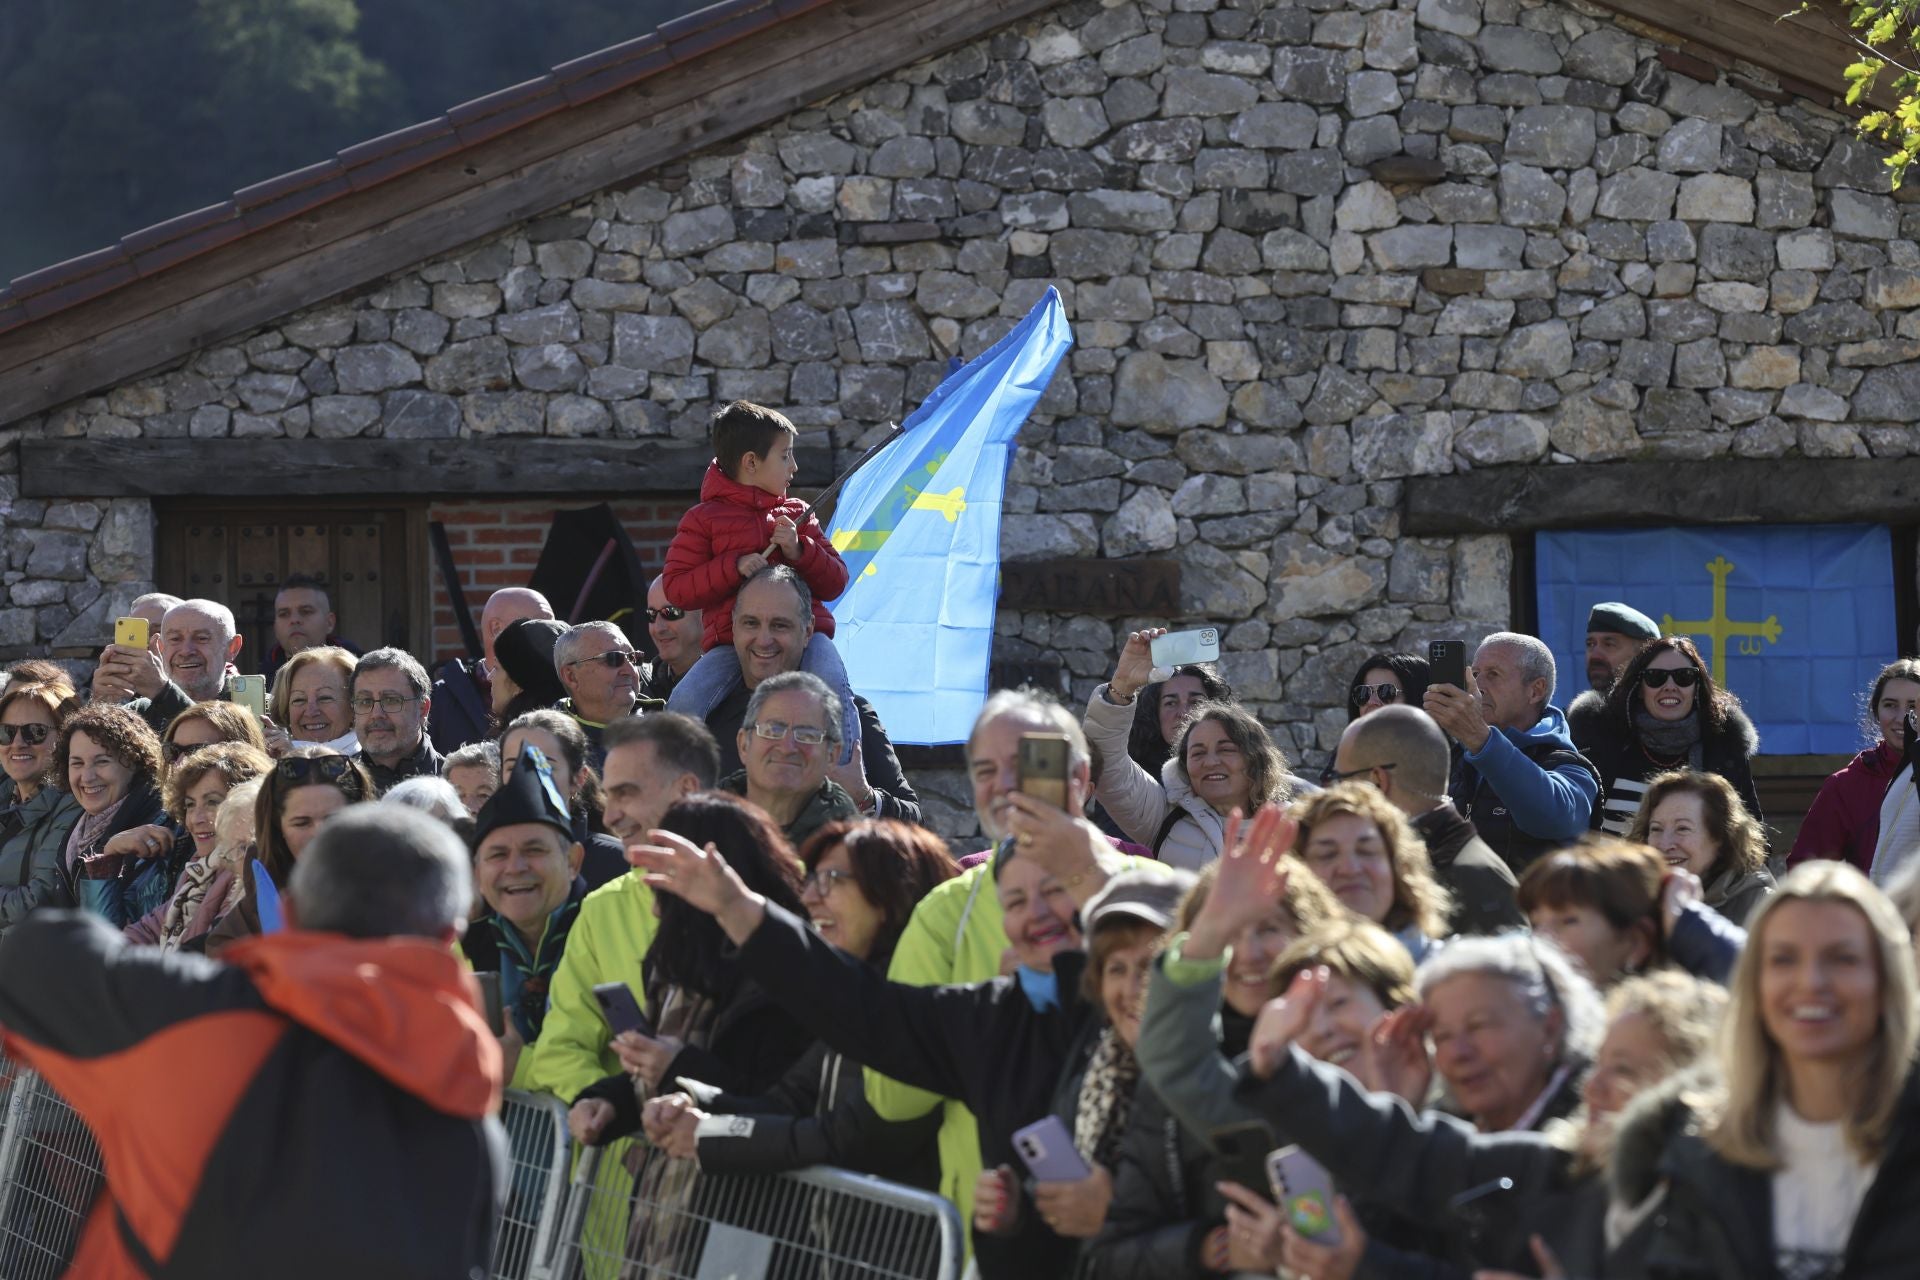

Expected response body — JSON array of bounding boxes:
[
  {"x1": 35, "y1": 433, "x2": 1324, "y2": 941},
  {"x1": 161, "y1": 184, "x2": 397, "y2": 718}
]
[{"x1": 520, "y1": 872, "x2": 659, "y2": 1103}]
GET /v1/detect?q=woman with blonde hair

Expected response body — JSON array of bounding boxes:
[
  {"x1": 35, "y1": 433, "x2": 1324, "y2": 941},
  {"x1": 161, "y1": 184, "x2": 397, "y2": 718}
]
[
  {"x1": 265, "y1": 645, "x2": 358, "y2": 756},
  {"x1": 1615, "y1": 860, "x2": 1920, "y2": 1279},
  {"x1": 1629, "y1": 768, "x2": 1775, "y2": 926},
  {"x1": 1291, "y1": 782, "x2": 1453, "y2": 961}
]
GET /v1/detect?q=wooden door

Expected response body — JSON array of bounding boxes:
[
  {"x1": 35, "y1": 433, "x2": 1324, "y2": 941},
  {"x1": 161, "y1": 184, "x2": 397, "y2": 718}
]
[{"x1": 156, "y1": 505, "x2": 426, "y2": 671}]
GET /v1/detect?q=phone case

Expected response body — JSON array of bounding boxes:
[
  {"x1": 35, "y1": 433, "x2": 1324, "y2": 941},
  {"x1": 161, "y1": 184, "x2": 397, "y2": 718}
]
[
  {"x1": 1017, "y1": 733, "x2": 1070, "y2": 810},
  {"x1": 114, "y1": 617, "x2": 149, "y2": 650},
  {"x1": 1267, "y1": 1145, "x2": 1341, "y2": 1246},
  {"x1": 1427, "y1": 640, "x2": 1467, "y2": 690},
  {"x1": 1011, "y1": 1116, "x2": 1093, "y2": 1182},
  {"x1": 228, "y1": 676, "x2": 268, "y2": 719},
  {"x1": 593, "y1": 982, "x2": 653, "y2": 1038},
  {"x1": 1150, "y1": 627, "x2": 1220, "y2": 667}
]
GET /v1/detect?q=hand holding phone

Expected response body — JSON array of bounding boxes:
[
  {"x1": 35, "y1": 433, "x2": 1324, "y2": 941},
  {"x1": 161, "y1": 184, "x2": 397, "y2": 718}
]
[
  {"x1": 1151, "y1": 627, "x2": 1220, "y2": 668},
  {"x1": 228, "y1": 674, "x2": 268, "y2": 720},
  {"x1": 1427, "y1": 640, "x2": 1467, "y2": 691},
  {"x1": 114, "y1": 616, "x2": 151, "y2": 651},
  {"x1": 1011, "y1": 1115, "x2": 1092, "y2": 1182},
  {"x1": 1016, "y1": 733, "x2": 1070, "y2": 811},
  {"x1": 1267, "y1": 1145, "x2": 1341, "y2": 1246}
]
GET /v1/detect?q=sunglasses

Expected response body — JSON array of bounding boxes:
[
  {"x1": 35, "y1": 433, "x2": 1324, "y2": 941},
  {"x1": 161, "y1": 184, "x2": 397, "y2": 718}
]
[
  {"x1": 275, "y1": 754, "x2": 364, "y2": 796},
  {"x1": 162, "y1": 739, "x2": 216, "y2": 764},
  {"x1": 564, "y1": 650, "x2": 640, "y2": 671},
  {"x1": 1641, "y1": 667, "x2": 1700, "y2": 689},
  {"x1": 644, "y1": 606, "x2": 686, "y2": 624},
  {"x1": 1350, "y1": 683, "x2": 1402, "y2": 708},
  {"x1": 0, "y1": 723, "x2": 52, "y2": 747}
]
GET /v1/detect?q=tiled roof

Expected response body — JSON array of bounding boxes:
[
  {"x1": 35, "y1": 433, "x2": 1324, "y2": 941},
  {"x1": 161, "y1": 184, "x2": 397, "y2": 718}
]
[{"x1": 0, "y1": 0, "x2": 830, "y2": 336}]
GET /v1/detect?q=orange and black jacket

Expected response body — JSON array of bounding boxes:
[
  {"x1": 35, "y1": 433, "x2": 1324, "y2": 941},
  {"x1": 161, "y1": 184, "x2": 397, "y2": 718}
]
[{"x1": 0, "y1": 911, "x2": 506, "y2": 1279}]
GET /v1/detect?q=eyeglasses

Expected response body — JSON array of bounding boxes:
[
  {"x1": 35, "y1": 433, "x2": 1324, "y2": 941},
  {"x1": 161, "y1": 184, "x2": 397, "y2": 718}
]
[
  {"x1": 0, "y1": 723, "x2": 52, "y2": 747},
  {"x1": 275, "y1": 754, "x2": 363, "y2": 797},
  {"x1": 1328, "y1": 761, "x2": 1395, "y2": 783},
  {"x1": 1350, "y1": 683, "x2": 1402, "y2": 708},
  {"x1": 1641, "y1": 668, "x2": 1700, "y2": 689},
  {"x1": 564, "y1": 650, "x2": 640, "y2": 671},
  {"x1": 803, "y1": 868, "x2": 855, "y2": 896},
  {"x1": 645, "y1": 606, "x2": 686, "y2": 624},
  {"x1": 351, "y1": 693, "x2": 421, "y2": 715},
  {"x1": 748, "y1": 721, "x2": 828, "y2": 746}
]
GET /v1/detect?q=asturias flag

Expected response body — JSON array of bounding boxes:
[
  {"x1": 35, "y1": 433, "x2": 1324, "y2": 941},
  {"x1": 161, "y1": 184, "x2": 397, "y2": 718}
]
[
  {"x1": 1535, "y1": 524, "x2": 1897, "y2": 754},
  {"x1": 826, "y1": 288, "x2": 1073, "y2": 744}
]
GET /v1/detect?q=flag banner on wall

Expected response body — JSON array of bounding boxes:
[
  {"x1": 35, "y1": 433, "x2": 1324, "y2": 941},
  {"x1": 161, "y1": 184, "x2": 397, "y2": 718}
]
[
  {"x1": 826, "y1": 287, "x2": 1073, "y2": 744},
  {"x1": 1535, "y1": 524, "x2": 1897, "y2": 755}
]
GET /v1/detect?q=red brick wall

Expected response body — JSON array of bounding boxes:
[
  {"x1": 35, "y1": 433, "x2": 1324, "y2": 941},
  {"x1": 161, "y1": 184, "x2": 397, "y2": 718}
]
[{"x1": 427, "y1": 497, "x2": 688, "y2": 663}]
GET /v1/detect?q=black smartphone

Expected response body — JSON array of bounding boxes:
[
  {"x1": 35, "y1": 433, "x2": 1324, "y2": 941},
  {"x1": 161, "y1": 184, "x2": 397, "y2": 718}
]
[
  {"x1": 1017, "y1": 733, "x2": 1071, "y2": 811},
  {"x1": 1428, "y1": 639, "x2": 1467, "y2": 691},
  {"x1": 474, "y1": 972, "x2": 506, "y2": 1037},
  {"x1": 1207, "y1": 1120, "x2": 1278, "y2": 1200},
  {"x1": 593, "y1": 982, "x2": 654, "y2": 1038}
]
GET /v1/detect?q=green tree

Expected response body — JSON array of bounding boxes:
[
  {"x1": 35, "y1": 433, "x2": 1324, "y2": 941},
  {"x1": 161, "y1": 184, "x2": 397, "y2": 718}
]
[{"x1": 1826, "y1": 1, "x2": 1920, "y2": 185}]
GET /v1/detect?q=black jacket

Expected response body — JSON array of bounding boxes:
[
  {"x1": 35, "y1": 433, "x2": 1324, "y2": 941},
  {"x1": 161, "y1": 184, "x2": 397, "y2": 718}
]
[
  {"x1": 710, "y1": 685, "x2": 923, "y2": 826},
  {"x1": 1570, "y1": 692, "x2": 1763, "y2": 835},
  {"x1": 428, "y1": 657, "x2": 493, "y2": 756},
  {"x1": 576, "y1": 977, "x2": 814, "y2": 1139},
  {"x1": 1613, "y1": 1066, "x2": 1920, "y2": 1280},
  {"x1": 729, "y1": 899, "x2": 1095, "y2": 1280},
  {"x1": 685, "y1": 1037, "x2": 941, "y2": 1188},
  {"x1": 1413, "y1": 804, "x2": 1523, "y2": 935},
  {"x1": 357, "y1": 736, "x2": 446, "y2": 795}
]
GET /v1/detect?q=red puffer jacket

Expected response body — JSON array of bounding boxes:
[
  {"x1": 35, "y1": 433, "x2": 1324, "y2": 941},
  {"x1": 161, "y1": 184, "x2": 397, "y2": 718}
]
[
  {"x1": 663, "y1": 463, "x2": 849, "y2": 650},
  {"x1": 1788, "y1": 741, "x2": 1900, "y2": 872}
]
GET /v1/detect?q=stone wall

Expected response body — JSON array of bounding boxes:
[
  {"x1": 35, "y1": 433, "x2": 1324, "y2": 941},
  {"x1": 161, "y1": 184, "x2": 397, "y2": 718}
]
[{"x1": 5, "y1": 0, "x2": 1915, "y2": 798}]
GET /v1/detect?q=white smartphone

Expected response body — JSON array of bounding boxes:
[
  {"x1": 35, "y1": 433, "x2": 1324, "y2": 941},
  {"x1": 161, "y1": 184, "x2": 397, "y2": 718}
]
[
  {"x1": 1266, "y1": 1145, "x2": 1341, "y2": 1246},
  {"x1": 1150, "y1": 627, "x2": 1219, "y2": 667}
]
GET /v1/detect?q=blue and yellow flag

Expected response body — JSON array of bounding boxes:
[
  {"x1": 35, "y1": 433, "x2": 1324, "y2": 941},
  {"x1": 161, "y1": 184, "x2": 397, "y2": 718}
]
[
  {"x1": 1535, "y1": 524, "x2": 1896, "y2": 754},
  {"x1": 827, "y1": 288, "x2": 1073, "y2": 743}
]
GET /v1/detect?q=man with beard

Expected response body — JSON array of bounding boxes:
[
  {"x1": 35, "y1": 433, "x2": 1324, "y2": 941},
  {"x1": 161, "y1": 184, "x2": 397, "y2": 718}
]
[
  {"x1": 93, "y1": 599, "x2": 245, "y2": 734},
  {"x1": 350, "y1": 648, "x2": 444, "y2": 792},
  {"x1": 1568, "y1": 601, "x2": 1660, "y2": 746}
]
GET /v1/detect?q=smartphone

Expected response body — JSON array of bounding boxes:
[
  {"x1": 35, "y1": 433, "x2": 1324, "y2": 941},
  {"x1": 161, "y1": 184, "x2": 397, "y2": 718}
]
[
  {"x1": 114, "y1": 616, "x2": 150, "y2": 651},
  {"x1": 1011, "y1": 1115, "x2": 1092, "y2": 1182},
  {"x1": 1427, "y1": 639, "x2": 1467, "y2": 691},
  {"x1": 1150, "y1": 627, "x2": 1220, "y2": 668},
  {"x1": 1208, "y1": 1120, "x2": 1278, "y2": 1198},
  {"x1": 1017, "y1": 733, "x2": 1071, "y2": 811},
  {"x1": 593, "y1": 982, "x2": 654, "y2": 1038},
  {"x1": 474, "y1": 971, "x2": 506, "y2": 1037},
  {"x1": 228, "y1": 674, "x2": 268, "y2": 720},
  {"x1": 1267, "y1": 1145, "x2": 1341, "y2": 1246}
]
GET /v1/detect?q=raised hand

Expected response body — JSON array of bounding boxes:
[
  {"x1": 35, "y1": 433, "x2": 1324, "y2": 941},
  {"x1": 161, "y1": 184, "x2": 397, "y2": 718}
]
[
  {"x1": 1002, "y1": 791, "x2": 1111, "y2": 905},
  {"x1": 1249, "y1": 966, "x2": 1328, "y2": 1079},
  {"x1": 1361, "y1": 1004, "x2": 1433, "y2": 1103},
  {"x1": 1423, "y1": 666, "x2": 1490, "y2": 753},
  {"x1": 1186, "y1": 803, "x2": 1297, "y2": 961},
  {"x1": 260, "y1": 715, "x2": 293, "y2": 758},
  {"x1": 1109, "y1": 628, "x2": 1167, "y2": 701},
  {"x1": 628, "y1": 828, "x2": 769, "y2": 945},
  {"x1": 826, "y1": 735, "x2": 871, "y2": 809}
]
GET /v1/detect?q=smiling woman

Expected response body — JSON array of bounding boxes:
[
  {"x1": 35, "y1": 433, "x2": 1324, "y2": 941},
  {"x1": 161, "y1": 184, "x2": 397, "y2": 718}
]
[
  {"x1": 1289, "y1": 782, "x2": 1452, "y2": 962},
  {"x1": 0, "y1": 678, "x2": 84, "y2": 935},
  {"x1": 56, "y1": 703, "x2": 170, "y2": 928},
  {"x1": 270, "y1": 645, "x2": 359, "y2": 754}
]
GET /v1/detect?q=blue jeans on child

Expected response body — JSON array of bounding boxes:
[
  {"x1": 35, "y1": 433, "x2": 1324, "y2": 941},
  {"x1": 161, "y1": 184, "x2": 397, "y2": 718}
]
[{"x1": 666, "y1": 634, "x2": 861, "y2": 765}]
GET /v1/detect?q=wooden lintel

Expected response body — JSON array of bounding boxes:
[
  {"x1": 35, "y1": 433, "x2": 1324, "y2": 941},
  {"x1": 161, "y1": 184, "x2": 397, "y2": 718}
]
[
  {"x1": 1403, "y1": 458, "x2": 1920, "y2": 535},
  {"x1": 20, "y1": 437, "x2": 830, "y2": 499}
]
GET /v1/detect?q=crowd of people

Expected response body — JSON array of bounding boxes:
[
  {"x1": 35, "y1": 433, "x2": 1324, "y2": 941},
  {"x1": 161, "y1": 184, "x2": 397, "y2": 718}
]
[{"x1": 1, "y1": 401, "x2": 1918, "y2": 1280}]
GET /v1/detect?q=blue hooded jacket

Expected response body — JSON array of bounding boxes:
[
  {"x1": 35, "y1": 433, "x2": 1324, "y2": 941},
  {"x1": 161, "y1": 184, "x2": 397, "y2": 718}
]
[{"x1": 1449, "y1": 705, "x2": 1601, "y2": 872}]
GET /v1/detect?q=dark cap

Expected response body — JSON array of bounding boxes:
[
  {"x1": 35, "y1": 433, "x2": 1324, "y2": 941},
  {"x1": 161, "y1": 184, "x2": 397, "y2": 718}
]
[
  {"x1": 1585, "y1": 602, "x2": 1658, "y2": 641},
  {"x1": 495, "y1": 618, "x2": 569, "y2": 703},
  {"x1": 1082, "y1": 869, "x2": 1195, "y2": 935},
  {"x1": 473, "y1": 741, "x2": 573, "y2": 845}
]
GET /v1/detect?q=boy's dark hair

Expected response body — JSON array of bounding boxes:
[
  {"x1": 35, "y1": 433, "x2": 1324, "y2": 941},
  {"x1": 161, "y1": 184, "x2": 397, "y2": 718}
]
[{"x1": 712, "y1": 400, "x2": 798, "y2": 477}]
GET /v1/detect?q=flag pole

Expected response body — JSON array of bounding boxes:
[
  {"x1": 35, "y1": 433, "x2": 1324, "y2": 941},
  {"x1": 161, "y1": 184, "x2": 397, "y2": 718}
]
[{"x1": 798, "y1": 421, "x2": 906, "y2": 524}]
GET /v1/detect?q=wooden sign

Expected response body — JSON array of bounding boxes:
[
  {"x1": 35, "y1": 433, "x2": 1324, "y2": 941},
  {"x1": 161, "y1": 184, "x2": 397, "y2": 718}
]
[{"x1": 1001, "y1": 558, "x2": 1180, "y2": 616}]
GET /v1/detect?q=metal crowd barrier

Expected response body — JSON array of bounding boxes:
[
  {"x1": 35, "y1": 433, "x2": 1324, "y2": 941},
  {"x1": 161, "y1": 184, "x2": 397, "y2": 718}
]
[
  {"x1": 0, "y1": 1059, "x2": 962, "y2": 1280},
  {"x1": 0, "y1": 1063, "x2": 105, "y2": 1280},
  {"x1": 549, "y1": 1143, "x2": 964, "y2": 1280}
]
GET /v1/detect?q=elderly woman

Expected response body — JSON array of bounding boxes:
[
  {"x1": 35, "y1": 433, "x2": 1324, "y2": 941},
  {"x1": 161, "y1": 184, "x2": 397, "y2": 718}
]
[
  {"x1": 1790, "y1": 658, "x2": 1920, "y2": 871},
  {"x1": 60, "y1": 704, "x2": 172, "y2": 927},
  {"x1": 1615, "y1": 862, "x2": 1920, "y2": 1279},
  {"x1": 206, "y1": 749, "x2": 374, "y2": 952},
  {"x1": 1233, "y1": 968, "x2": 1726, "y2": 1279},
  {"x1": 0, "y1": 677, "x2": 83, "y2": 932},
  {"x1": 1290, "y1": 782, "x2": 1453, "y2": 962},
  {"x1": 1084, "y1": 629, "x2": 1309, "y2": 870},
  {"x1": 620, "y1": 790, "x2": 1179, "y2": 1280},
  {"x1": 264, "y1": 645, "x2": 358, "y2": 756},
  {"x1": 1629, "y1": 769, "x2": 1775, "y2": 925},
  {"x1": 1578, "y1": 636, "x2": 1762, "y2": 835},
  {"x1": 124, "y1": 742, "x2": 272, "y2": 949},
  {"x1": 640, "y1": 819, "x2": 959, "y2": 1186}
]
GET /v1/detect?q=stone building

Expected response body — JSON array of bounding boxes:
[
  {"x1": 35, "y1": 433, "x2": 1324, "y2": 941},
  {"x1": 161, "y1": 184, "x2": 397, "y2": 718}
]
[{"x1": 0, "y1": 0, "x2": 1913, "y2": 835}]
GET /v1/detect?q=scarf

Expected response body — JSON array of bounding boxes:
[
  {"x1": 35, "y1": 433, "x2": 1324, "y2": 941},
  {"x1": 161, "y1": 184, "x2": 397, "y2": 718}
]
[
  {"x1": 1071, "y1": 1026, "x2": 1139, "y2": 1172},
  {"x1": 1632, "y1": 708, "x2": 1703, "y2": 766},
  {"x1": 64, "y1": 793, "x2": 130, "y2": 872},
  {"x1": 483, "y1": 895, "x2": 582, "y2": 1042},
  {"x1": 159, "y1": 843, "x2": 247, "y2": 951}
]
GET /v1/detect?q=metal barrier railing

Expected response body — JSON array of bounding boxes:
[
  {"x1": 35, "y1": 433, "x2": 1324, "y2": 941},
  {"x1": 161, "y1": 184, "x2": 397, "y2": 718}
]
[
  {"x1": 0, "y1": 1058, "x2": 961, "y2": 1280},
  {"x1": 0, "y1": 1065, "x2": 105, "y2": 1280},
  {"x1": 550, "y1": 1142, "x2": 964, "y2": 1280}
]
